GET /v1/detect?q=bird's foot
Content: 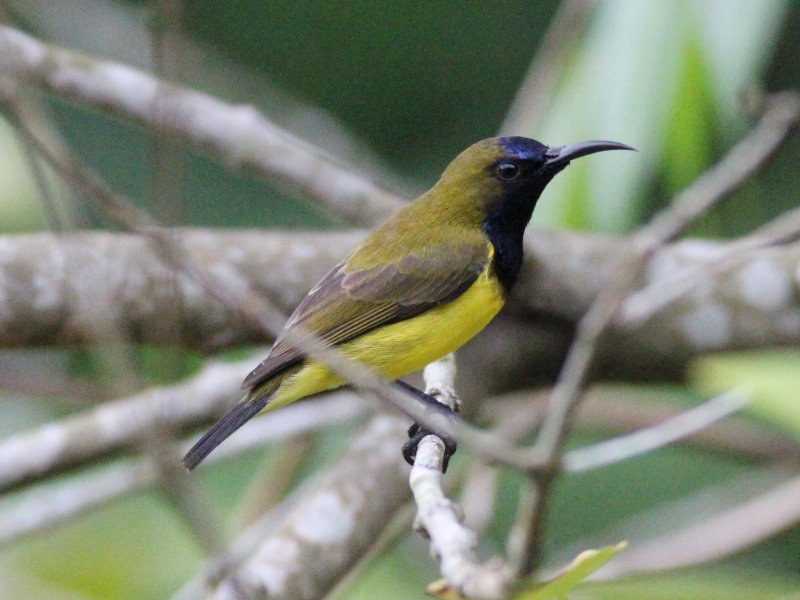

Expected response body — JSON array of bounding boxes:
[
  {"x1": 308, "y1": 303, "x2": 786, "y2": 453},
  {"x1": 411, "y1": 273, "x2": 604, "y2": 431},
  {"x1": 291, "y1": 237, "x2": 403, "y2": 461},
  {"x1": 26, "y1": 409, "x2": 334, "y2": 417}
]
[
  {"x1": 402, "y1": 420, "x2": 457, "y2": 472},
  {"x1": 396, "y1": 380, "x2": 458, "y2": 471}
]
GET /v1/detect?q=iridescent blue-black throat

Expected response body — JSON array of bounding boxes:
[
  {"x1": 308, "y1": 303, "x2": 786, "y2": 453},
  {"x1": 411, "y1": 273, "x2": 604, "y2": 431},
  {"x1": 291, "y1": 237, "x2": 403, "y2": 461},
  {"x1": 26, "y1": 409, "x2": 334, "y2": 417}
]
[{"x1": 482, "y1": 206, "x2": 529, "y2": 296}]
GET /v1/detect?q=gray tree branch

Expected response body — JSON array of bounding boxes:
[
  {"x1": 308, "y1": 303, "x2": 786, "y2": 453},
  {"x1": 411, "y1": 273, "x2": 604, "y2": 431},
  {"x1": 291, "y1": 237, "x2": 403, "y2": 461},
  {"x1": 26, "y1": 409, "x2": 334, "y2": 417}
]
[
  {"x1": 0, "y1": 25, "x2": 403, "y2": 226},
  {"x1": 2, "y1": 229, "x2": 800, "y2": 381},
  {"x1": 0, "y1": 229, "x2": 361, "y2": 349},
  {"x1": 0, "y1": 358, "x2": 251, "y2": 494},
  {"x1": 208, "y1": 414, "x2": 410, "y2": 600},
  {"x1": 0, "y1": 392, "x2": 365, "y2": 546}
]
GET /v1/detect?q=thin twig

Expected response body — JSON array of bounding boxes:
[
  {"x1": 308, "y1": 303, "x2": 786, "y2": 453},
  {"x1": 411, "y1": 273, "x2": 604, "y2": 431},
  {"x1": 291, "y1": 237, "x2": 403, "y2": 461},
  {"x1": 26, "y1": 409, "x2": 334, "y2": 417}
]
[
  {"x1": 148, "y1": 0, "x2": 188, "y2": 224},
  {"x1": 153, "y1": 441, "x2": 226, "y2": 554},
  {"x1": 485, "y1": 388, "x2": 800, "y2": 465},
  {"x1": 562, "y1": 388, "x2": 749, "y2": 473},
  {"x1": 595, "y1": 470, "x2": 800, "y2": 578},
  {"x1": 621, "y1": 204, "x2": 800, "y2": 325},
  {"x1": 141, "y1": 6, "x2": 219, "y2": 547},
  {"x1": 9, "y1": 101, "x2": 63, "y2": 230},
  {"x1": 232, "y1": 434, "x2": 314, "y2": 530}
]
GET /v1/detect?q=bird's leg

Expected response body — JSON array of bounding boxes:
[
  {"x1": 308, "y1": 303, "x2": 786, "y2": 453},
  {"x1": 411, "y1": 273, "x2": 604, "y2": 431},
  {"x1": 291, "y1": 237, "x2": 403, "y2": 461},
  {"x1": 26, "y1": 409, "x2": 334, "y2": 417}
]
[{"x1": 395, "y1": 380, "x2": 457, "y2": 471}]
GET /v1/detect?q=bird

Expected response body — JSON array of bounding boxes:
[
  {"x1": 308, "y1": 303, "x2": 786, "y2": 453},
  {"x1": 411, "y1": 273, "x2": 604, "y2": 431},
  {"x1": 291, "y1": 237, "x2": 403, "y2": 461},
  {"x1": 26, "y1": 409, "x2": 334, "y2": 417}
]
[{"x1": 183, "y1": 136, "x2": 633, "y2": 471}]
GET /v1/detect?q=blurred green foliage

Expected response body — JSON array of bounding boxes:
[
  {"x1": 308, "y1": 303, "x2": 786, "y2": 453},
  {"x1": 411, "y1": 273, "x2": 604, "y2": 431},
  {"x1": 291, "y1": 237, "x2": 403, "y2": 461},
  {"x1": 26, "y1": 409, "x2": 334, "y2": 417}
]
[
  {"x1": 187, "y1": 1, "x2": 556, "y2": 178},
  {"x1": 692, "y1": 350, "x2": 800, "y2": 439}
]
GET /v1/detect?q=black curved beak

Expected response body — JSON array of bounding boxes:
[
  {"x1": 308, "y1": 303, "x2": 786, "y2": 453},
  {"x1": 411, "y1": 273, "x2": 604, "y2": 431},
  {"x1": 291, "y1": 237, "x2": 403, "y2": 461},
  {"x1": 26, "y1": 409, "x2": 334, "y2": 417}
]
[{"x1": 544, "y1": 140, "x2": 636, "y2": 168}]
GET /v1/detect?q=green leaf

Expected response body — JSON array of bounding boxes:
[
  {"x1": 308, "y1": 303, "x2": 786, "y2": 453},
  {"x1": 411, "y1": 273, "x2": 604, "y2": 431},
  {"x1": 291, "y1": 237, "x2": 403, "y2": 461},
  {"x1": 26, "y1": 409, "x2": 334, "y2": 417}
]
[
  {"x1": 513, "y1": 541, "x2": 627, "y2": 600},
  {"x1": 579, "y1": 569, "x2": 800, "y2": 599}
]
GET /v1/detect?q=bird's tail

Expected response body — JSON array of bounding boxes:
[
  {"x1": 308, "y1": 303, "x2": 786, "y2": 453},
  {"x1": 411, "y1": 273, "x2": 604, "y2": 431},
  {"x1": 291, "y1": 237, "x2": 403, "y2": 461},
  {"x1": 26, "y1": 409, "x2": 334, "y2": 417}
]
[{"x1": 182, "y1": 392, "x2": 271, "y2": 471}]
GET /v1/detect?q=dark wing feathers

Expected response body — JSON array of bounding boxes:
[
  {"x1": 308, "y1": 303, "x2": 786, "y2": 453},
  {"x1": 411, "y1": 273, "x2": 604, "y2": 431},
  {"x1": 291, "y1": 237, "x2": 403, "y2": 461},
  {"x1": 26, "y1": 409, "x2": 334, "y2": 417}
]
[
  {"x1": 343, "y1": 250, "x2": 479, "y2": 303},
  {"x1": 241, "y1": 237, "x2": 490, "y2": 390}
]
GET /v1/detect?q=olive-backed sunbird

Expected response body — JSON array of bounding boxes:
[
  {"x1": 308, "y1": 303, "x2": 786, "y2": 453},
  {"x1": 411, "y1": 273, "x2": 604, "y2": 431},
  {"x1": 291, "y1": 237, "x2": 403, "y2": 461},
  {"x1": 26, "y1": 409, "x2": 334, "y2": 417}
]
[{"x1": 183, "y1": 136, "x2": 633, "y2": 470}]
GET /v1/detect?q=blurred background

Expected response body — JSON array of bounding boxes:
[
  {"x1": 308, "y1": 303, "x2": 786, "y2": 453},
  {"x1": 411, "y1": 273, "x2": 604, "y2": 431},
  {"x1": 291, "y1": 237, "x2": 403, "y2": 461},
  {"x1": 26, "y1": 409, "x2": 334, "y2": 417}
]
[{"x1": 1, "y1": 0, "x2": 800, "y2": 598}]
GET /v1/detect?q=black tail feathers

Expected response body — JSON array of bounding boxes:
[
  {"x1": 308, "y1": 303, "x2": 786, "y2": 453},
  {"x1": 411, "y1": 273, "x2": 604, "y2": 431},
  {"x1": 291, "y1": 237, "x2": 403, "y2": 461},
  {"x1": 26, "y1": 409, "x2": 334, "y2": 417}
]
[{"x1": 182, "y1": 397, "x2": 268, "y2": 470}]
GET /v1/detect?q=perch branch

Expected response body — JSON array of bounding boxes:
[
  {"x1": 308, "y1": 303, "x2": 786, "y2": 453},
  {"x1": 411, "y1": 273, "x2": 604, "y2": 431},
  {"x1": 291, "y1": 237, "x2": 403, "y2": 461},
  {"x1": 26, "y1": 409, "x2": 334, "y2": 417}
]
[{"x1": 409, "y1": 355, "x2": 513, "y2": 600}]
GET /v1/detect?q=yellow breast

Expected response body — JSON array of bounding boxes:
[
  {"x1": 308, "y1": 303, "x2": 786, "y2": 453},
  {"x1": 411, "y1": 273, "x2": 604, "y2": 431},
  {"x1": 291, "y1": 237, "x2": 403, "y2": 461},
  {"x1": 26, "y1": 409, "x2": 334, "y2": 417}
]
[{"x1": 267, "y1": 261, "x2": 505, "y2": 410}]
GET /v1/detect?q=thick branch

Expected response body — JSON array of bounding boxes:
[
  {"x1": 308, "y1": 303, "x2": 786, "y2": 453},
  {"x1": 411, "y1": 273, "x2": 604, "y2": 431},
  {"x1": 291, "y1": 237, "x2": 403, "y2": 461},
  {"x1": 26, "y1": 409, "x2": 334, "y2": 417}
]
[
  {"x1": 0, "y1": 25, "x2": 403, "y2": 225},
  {"x1": 208, "y1": 414, "x2": 410, "y2": 600},
  {"x1": 3, "y1": 229, "x2": 800, "y2": 380},
  {"x1": 0, "y1": 229, "x2": 362, "y2": 349}
]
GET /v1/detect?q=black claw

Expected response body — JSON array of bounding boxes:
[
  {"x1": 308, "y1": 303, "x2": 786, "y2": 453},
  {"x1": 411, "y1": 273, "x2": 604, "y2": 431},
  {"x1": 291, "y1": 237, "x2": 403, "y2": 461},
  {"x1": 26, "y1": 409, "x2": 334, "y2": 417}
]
[
  {"x1": 396, "y1": 380, "x2": 459, "y2": 472},
  {"x1": 401, "y1": 435, "x2": 418, "y2": 465},
  {"x1": 402, "y1": 420, "x2": 458, "y2": 472}
]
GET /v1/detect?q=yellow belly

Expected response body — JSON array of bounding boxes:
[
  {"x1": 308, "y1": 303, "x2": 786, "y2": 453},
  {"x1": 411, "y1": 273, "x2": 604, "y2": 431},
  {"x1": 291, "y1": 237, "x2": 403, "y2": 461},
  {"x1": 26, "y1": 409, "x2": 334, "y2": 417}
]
[{"x1": 266, "y1": 266, "x2": 505, "y2": 410}]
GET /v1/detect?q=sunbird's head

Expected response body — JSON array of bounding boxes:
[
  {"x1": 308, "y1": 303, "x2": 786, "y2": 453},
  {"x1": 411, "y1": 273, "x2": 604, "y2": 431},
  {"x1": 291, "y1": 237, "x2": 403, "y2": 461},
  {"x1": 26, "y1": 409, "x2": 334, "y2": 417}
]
[{"x1": 435, "y1": 136, "x2": 634, "y2": 225}]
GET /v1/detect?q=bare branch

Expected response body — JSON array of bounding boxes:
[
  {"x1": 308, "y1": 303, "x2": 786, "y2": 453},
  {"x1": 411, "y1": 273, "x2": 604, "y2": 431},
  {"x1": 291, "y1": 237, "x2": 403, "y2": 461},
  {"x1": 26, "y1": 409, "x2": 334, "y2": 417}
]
[
  {"x1": 562, "y1": 389, "x2": 749, "y2": 473},
  {"x1": 4, "y1": 227, "x2": 800, "y2": 378},
  {"x1": 595, "y1": 471, "x2": 800, "y2": 578},
  {"x1": 208, "y1": 414, "x2": 410, "y2": 600},
  {"x1": 0, "y1": 25, "x2": 403, "y2": 225},
  {"x1": 486, "y1": 388, "x2": 800, "y2": 465},
  {"x1": 0, "y1": 392, "x2": 364, "y2": 546},
  {"x1": 0, "y1": 358, "x2": 249, "y2": 494}
]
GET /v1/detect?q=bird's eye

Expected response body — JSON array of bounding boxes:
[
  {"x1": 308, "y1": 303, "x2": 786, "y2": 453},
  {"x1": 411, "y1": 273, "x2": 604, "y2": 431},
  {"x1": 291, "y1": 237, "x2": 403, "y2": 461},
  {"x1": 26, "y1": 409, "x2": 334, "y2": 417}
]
[{"x1": 496, "y1": 161, "x2": 520, "y2": 180}]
